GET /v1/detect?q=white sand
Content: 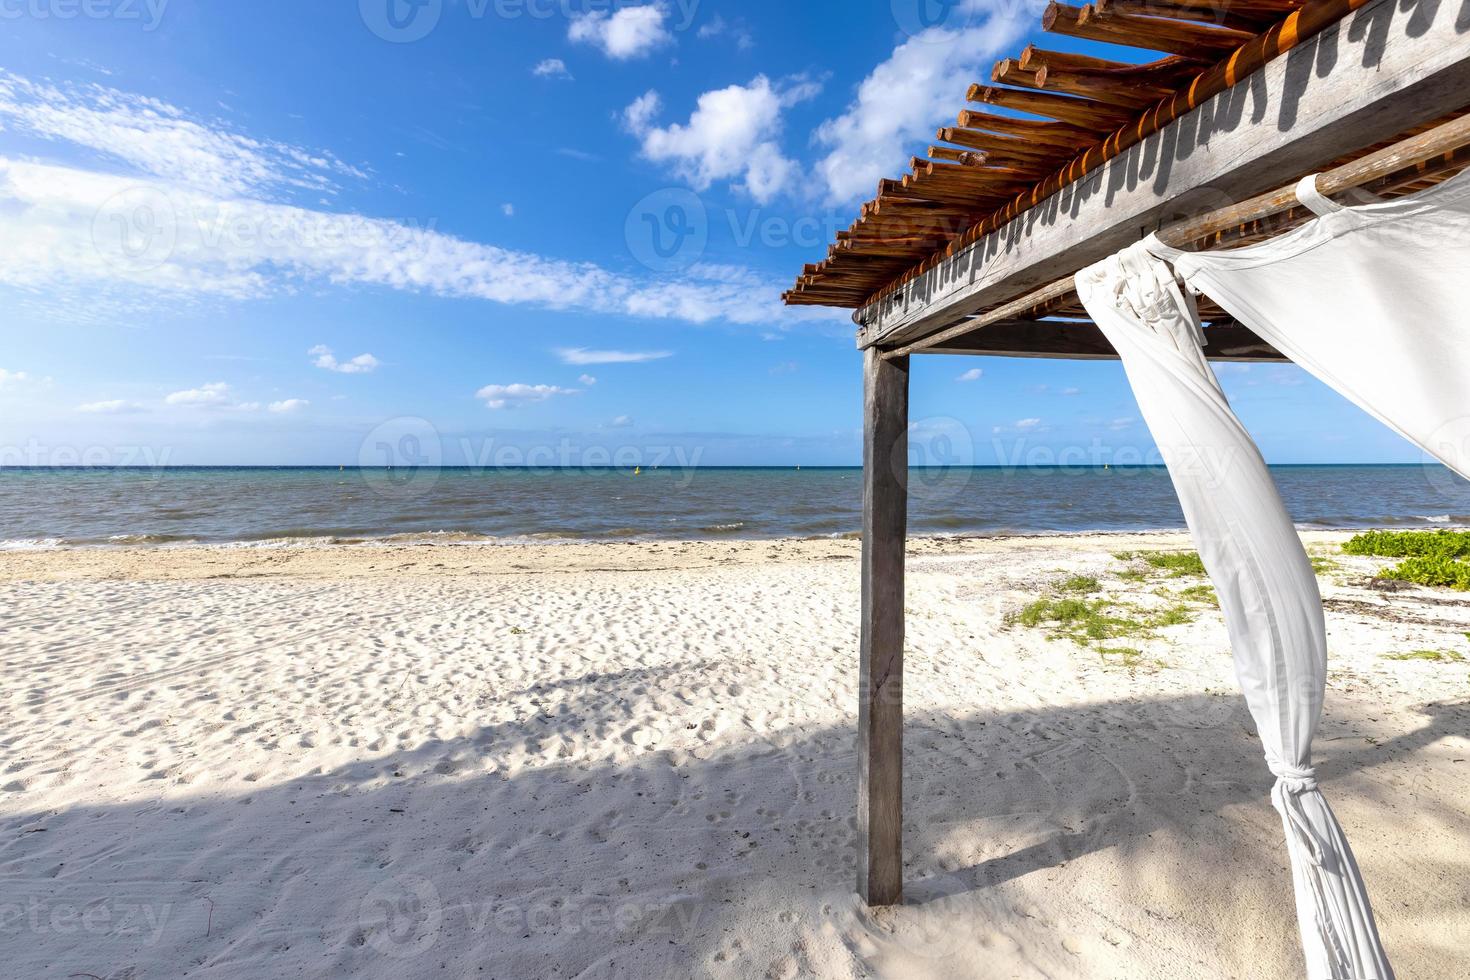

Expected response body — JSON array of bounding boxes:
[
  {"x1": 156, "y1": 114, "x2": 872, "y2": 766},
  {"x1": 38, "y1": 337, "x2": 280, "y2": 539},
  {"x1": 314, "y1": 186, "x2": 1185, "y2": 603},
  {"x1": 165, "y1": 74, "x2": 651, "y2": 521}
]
[{"x1": 1, "y1": 532, "x2": 1467, "y2": 979}]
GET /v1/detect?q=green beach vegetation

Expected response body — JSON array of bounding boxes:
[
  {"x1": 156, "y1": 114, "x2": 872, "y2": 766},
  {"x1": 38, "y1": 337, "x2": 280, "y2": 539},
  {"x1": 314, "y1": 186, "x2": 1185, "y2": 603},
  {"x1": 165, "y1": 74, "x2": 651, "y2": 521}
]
[
  {"x1": 1113, "y1": 550, "x2": 1208, "y2": 577},
  {"x1": 1009, "y1": 561, "x2": 1220, "y2": 668},
  {"x1": 1343, "y1": 530, "x2": 1470, "y2": 590}
]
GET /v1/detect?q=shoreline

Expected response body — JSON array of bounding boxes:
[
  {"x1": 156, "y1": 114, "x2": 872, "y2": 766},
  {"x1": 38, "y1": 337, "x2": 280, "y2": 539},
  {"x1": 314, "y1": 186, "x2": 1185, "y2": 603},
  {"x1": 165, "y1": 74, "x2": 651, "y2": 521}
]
[{"x1": 0, "y1": 528, "x2": 1369, "y2": 582}]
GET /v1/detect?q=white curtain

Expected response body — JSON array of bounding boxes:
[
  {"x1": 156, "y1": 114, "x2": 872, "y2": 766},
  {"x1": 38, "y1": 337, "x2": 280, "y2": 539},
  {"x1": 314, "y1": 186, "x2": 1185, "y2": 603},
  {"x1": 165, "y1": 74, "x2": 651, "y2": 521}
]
[
  {"x1": 1075, "y1": 243, "x2": 1394, "y2": 979},
  {"x1": 1145, "y1": 167, "x2": 1470, "y2": 480}
]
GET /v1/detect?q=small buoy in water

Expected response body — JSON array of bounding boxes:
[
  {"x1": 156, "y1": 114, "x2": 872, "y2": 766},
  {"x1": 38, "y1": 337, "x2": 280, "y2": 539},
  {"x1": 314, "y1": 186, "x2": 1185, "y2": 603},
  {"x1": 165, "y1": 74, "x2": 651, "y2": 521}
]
[{"x1": 634, "y1": 466, "x2": 642, "y2": 475}]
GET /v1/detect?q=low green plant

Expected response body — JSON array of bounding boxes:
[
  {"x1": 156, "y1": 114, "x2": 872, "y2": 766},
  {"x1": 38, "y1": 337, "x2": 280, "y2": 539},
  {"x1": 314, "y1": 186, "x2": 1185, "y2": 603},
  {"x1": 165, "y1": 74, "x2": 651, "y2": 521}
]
[
  {"x1": 1058, "y1": 574, "x2": 1101, "y2": 594},
  {"x1": 1116, "y1": 550, "x2": 1207, "y2": 578},
  {"x1": 1383, "y1": 649, "x2": 1466, "y2": 663},
  {"x1": 1310, "y1": 555, "x2": 1341, "y2": 575},
  {"x1": 1098, "y1": 647, "x2": 1145, "y2": 668},
  {"x1": 1343, "y1": 529, "x2": 1470, "y2": 559},
  {"x1": 1012, "y1": 596, "x2": 1194, "y2": 645},
  {"x1": 1378, "y1": 555, "x2": 1470, "y2": 591},
  {"x1": 1175, "y1": 584, "x2": 1219, "y2": 607},
  {"x1": 1154, "y1": 604, "x2": 1194, "y2": 627}
]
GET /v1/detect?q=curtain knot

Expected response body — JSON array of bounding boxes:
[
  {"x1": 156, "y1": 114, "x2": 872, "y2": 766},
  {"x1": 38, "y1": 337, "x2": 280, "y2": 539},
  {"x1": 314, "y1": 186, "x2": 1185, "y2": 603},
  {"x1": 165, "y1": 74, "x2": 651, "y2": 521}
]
[
  {"x1": 1269, "y1": 761, "x2": 1319, "y2": 794},
  {"x1": 1268, "y1": 761, "x2": 1338, "y2": 875}
]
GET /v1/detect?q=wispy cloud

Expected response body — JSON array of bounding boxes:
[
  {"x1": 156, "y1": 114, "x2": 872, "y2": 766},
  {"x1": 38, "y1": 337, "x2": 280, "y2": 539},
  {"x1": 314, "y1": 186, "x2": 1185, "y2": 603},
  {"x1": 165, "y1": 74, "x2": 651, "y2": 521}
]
[
  {"x1": 268, "y1": 399, "x2": 309, "y2": 413},
  {"x1": 0, "y1": 70, "x2": 843, "y2": 333},
  {"x1": 310, "y1": 345, "x2": 380, "y2": 374},
  {"x1": 532, "y1": 58, "x2": 573, "y2": 80},
  {"x1": 555, "y1": 347, "x2": 672, "y2": 365},
  {"x1": 956, "y1": 367, "x2": 983, "y2": 382},
  {"x1": 0, "y1": 368, "x2": 32, "y2": 388},
  {"x1": 165, "y1": 382, "x2": 259, "y2": 411},
  {"x1": 697, "y1": 15, "x2": 754, "y2": 50},
  {"x1": 476, "y1": 383, "x2": 581, "y2": 410},
  {"x1": 77, "y1": 399, "x2": 143, "y2": 414},
  {"x1": 0, "y1": 70, "x2": 364, "y2": 199}
]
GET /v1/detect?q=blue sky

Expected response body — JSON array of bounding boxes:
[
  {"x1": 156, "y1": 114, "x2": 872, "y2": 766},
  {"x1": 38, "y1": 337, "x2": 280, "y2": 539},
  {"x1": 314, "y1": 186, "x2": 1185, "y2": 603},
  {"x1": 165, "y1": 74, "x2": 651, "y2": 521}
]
[{"x1": 0, "y1": 0, "x2": 1428, "y2": 467}]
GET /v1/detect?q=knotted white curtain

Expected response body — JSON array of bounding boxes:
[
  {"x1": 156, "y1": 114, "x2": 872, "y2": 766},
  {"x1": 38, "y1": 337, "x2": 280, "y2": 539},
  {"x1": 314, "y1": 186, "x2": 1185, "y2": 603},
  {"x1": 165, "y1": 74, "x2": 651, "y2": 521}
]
[
  {"x1": 1146, "y1": 167, "x2": 1470, "y2": 479},
  {"x1": 1075, "y1": 243, "x2": 1394, "y2": 979}
]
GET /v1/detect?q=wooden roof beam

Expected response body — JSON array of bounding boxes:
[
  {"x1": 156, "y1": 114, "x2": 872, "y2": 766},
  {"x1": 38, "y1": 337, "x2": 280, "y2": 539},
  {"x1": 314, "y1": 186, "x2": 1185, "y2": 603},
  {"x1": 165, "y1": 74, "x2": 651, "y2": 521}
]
[
  {"x1": 1043, "y1": 2, "x2": 1257, "y2": 58},
  {"x1": 993, "y1": 56, "x2": 1166, "y2": 110},
  {"x1": 949, "y1": 107, "x2": 1101, "y2": 147},
  {"x1": 1094, "y1": 0, "x2": 1279, "y2": 33},
  {"x1": 967, "y1": 84, "x2": 1138, "y2": 130},
  {"x1": 920, "y1": 318, "x2": 1287, "y2": 361},
  {"x1": 854, "y1": 0, "x2": 1470, "y2": 346}
]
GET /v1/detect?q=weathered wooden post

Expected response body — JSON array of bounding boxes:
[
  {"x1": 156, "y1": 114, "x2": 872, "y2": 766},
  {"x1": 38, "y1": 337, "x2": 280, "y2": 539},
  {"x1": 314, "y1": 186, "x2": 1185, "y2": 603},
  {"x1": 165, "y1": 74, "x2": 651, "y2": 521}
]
[{"x1": 858, "y1": 347, "x2": 907, "y2": 906}]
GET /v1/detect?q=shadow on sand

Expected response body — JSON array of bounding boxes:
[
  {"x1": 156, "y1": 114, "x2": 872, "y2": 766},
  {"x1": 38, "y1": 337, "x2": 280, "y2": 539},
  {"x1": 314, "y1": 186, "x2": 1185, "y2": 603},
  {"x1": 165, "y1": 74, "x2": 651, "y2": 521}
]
[{"x1": 3, "y1": 662, "x2": 1466, "y2": 979}]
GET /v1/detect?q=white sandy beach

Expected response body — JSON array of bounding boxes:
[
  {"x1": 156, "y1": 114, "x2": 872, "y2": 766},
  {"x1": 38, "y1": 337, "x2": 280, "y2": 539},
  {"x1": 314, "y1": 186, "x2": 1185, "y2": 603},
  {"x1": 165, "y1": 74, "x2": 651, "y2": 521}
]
[{"x1": 1, "y1": 532, "x2": 1467, "y2": 979}]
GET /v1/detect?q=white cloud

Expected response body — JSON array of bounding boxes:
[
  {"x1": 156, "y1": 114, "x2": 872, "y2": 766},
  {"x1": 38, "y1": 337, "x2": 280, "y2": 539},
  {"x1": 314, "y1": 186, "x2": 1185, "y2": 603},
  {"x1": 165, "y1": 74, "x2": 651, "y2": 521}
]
[
  {"x1": 0, "y1": 369, "x2": 31, "y2": 388},
  {"x1": 501, "y1": 203, "x2": 515, "y2": 217},
  {"x1": 578, "y1": 374, "x2": 597, "y2": 386},
  {"x1": 0, "y1": 74, "x2": 844, "y2": 331},
  {"x1": 0, "y1": 70, "x2": 363, "y2": 199},
  {"x1": 476, "y1": 383, "x2": 580, "y2": 410},
  {"x1": 164, "y1": 382, "x2": 258, "y2": 411},
  {"x1": 309, "y1": 345, "x2": 380, "y2": 374},
  {"x1": 608, "y1": 415, "x2": 634, "y2": 428},
  {"x1": 1015, "y1": 418, "x2": 1043, "y2": 430},
  {"x1": 77, "y1": 399, "x2": 142, "y2": 414},
  {"x1": 956, "y1": 367, "x2": 984, "y2": 382},
  {"x1": 268, "y1": 399, "x2": 309, "y2": 413},
  {"x1": 621, "y1": 90, "x2": 662, "y2": 135},
  {"x1": 568, "y1": 5, "x2": 672, "y2": 60},
  {"x1": 813, "y1": 5, "x2": 1031, "y2": 203},
  {"x1": 628, "y1": 75, "x2": 820, "y2": 203},
  {"x1": 165, "y1": 381, "x2": 231, "y2": 406},
  {"x1": 555, "y1": 347, "x2": 672, "y2": 365},
  {"x1": 532, "y1": 58, "x2": 573, "y2": 80}
]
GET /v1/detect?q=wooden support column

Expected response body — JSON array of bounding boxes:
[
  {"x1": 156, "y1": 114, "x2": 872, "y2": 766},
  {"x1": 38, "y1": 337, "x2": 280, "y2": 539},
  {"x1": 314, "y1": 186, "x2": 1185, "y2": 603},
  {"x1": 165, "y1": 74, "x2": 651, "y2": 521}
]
[{"x1": 858, "y1": 347, "x2": 908, "y2": 906}]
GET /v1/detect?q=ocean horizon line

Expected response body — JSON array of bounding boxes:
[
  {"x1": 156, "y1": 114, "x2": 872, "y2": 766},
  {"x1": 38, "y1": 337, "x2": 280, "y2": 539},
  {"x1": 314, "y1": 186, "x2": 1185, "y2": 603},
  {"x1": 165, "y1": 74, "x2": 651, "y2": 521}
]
[{"x1": 0, "y1": 462, "x2": 1445, "y2": 472}]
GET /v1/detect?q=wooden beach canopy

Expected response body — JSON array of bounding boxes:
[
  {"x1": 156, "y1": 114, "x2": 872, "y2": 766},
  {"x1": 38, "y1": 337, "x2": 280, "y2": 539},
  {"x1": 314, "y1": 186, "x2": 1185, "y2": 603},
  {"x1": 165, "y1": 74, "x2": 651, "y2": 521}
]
[{"x1": 782, "y1": 0, "x2": 1470, "y2": 921}]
